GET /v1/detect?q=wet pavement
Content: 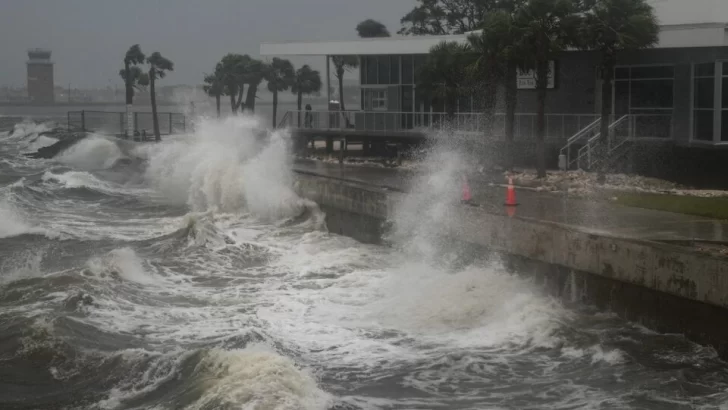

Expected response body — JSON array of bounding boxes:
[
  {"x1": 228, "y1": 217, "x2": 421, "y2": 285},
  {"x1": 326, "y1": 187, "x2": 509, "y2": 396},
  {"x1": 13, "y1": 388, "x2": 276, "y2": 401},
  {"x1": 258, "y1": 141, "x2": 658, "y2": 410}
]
[{"x1": 293, "y1": 159, "x2": 728, "y2": 243}]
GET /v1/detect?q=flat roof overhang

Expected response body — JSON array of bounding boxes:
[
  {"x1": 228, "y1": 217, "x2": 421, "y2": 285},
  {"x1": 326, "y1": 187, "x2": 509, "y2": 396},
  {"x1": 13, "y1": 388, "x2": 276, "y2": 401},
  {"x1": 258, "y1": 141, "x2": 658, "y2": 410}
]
[{"x1": 261, "y1": 23, "x2": 728, "y2": 56}]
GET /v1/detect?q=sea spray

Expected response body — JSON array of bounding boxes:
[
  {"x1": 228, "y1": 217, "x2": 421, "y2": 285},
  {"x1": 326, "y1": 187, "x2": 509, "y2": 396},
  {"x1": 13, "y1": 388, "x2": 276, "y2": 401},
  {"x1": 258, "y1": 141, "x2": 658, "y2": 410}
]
[
  {"x1": 56, "y1": 135, "x2": 124, "y2": 170},
  {"x1": 143, "y1": 116, "x2": 317, "y2": 221}
]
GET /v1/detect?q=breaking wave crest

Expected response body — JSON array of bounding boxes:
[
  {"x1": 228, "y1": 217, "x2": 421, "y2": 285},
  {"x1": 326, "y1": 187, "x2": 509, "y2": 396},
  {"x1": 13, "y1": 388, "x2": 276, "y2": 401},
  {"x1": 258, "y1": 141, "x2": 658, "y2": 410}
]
[
  {"x1": 0, "y1": 200, "x2": 51, "y2": 239},
  {"x1": 56, "y1": 135, "x2": 124, "y2": 170},
  {"x1": 144, "y1": 116, "x2": 321, "y2": 222}
]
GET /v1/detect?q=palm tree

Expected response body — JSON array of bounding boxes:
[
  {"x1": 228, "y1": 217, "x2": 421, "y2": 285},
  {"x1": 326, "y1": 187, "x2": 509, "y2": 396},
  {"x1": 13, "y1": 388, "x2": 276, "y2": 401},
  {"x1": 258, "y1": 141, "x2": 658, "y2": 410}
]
[
  {"x1": 118, "y1": 66, "x2": 149, "y2": 100},
  {"x1": 265, "y1": 58, "x2": 295, "y2": 128},
  {"x1": 515, "y1": 0, "x2": 580, "y2": 178},
  {"x1": 470, "y1": 8, "x2": 527, "y2": 170},
  {"x1": 291, "y1": 65, "x2": 323, "y2": 126},
  {"x1": 356, "y1": 19, "x2": 391, "y2": 37},
  {"x1": 146, "y1": 52, "x2": 174, "y2": 141},
  {"x1": 579, "y1": 0, "x2": 659, "y2": 181},
  {"x1": 123, "y1": 45, "x2": 146, "y2": 106},
  {"x1": 417, "y1": 41, "x2": 473, "y2": 118},
  {"x1": 122, "y1": 44, "x2": 146, "y2": 137},
  {"x1": 241, "y1": 58, "x2": 268, "y2": 113},
  {"x1": 203, "y1": 64, "x2": 224, "y2": 118},
  {"x1": 330, "y1": 56, "x2": 359, "y2": 126},
  {"x1": 218, "y1": 53, "x2": 248, "y2": 114}
]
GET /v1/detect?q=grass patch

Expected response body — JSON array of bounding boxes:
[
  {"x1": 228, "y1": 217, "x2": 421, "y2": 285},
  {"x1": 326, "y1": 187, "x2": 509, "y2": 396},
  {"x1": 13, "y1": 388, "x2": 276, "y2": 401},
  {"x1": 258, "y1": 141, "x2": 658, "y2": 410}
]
[{"x1": 614, "y1": 192, "x2": 728, "y2": 220}]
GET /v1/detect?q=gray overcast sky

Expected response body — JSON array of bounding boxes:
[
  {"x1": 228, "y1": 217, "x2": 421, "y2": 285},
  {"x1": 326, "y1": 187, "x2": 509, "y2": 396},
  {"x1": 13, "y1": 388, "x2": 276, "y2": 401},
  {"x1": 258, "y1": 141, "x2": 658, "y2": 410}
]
[
  {"x1": 0, "y1": 0, "x2": 415, "y2": 88},
  {"x1": 1, "y1": 0, "x2": 726, "y2": 88}
]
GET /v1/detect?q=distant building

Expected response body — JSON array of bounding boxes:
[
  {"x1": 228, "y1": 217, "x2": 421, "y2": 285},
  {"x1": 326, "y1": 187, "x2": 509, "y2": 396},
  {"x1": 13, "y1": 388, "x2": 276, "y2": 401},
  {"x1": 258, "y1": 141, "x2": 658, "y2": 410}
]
[{"x1": 27, "y1": 49, "x2": 54, "y2": 103}]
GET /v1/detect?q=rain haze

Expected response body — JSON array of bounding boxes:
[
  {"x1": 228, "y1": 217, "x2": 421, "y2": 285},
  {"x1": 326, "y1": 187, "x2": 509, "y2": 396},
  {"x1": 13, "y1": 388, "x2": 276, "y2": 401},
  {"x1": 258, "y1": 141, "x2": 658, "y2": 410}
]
[
  {"x1": 3, "y1": 0, "x2": 726, "y2": 88},
  {"x1": 5, "y1": 0, "x2": 728, "y2": 409},
  {"x1": 0, "y1": 0, "x2": 414, "y2": 88}
]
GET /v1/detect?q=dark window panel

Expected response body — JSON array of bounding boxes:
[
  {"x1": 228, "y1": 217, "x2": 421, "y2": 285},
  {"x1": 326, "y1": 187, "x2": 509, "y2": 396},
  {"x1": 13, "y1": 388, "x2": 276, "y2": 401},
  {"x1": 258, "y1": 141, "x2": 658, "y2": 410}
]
[
  {"x1": 458, "y1": 94, "x2": 472, "y2": 113},
  {"x1": 366, "y1": 56, "x2": 378, "y2": 85},
  {"x1": 723, "y1": 111, "x2": 728, "y2": 141},
  {"x1": 630, "y1": 79, "x2": 673, "y2": 108},
  {"x1": 378, "y1": 56, "x2": 390, "y2": 84},
  {"x1": 401, "y1": 85, "x2": 413, "y2": 112},
  {"x1": 695, "y1": 62, "x2": 715, "y2": 77},
  {"x1": 414, "y1": 55, "x2": 427, "y2": 84},
  {"x1": 614, "y1": 81, "x2": 630, "y2": 114},
  {"x1": 402, "y1": 55, "x2": 413, "y2": 84},
  {"x1": 390, "y1": 56, "x2": 400, "y2": 84},
  {"x1": 631, "y1": 66, "x2": 674, "y2": 79},
  {"x1": 360, "y1": 58, "x2": 367, "y2": 84},
  {"x1": 723, "y1": 78, "x2": 728, "y2": 108},
  {"x1": 615, "y1": 67, "x2": 630, "y2": 79},
  {"x1": 694, "y1": 77, "x2": 715, "y2": 109},
  {"x1": 694, "y1": 110, "x2": 714, "y2": 141},
  {"x1": 724, "y1": 62, "x2": 728, "y2": 76}
]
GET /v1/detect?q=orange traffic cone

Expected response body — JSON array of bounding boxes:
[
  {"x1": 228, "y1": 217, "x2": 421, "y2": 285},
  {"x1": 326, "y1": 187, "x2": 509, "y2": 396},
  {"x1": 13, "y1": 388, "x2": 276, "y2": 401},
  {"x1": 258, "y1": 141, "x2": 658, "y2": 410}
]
[
  {"x1": 505, "y1": 177, "x2": 518, "y2": 207},
  {"x1": 461, "y1": 175, "x2": 472, "y2": 203}
]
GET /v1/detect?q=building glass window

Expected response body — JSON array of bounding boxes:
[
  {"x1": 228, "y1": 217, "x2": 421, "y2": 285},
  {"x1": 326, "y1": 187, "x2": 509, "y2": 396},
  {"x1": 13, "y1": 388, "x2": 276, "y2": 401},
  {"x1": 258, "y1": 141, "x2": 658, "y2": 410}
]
[
  {"x1": 390, "y1": 56, "x2": 400, "y2": 84},
  {"x1": 693, "y1": 62, "x2": 716, "y2": 141},
  {"x1": 366, "y1": 56, "x2": 378, "y2": 85},
  {"x1": 363, "y1": 88, "x2": 387, "y2": 111},
  {"x1": 378, "y1": 56, "x2": 390, "y2": 84},
  {"x1": 402, "y1": 55, "x2": 413, "y2": 85},
  {"x1": 413, "y1": 55, "x2": 427, "y2": 85},
  {"x1": 614, "y1": 65, "x2": 674, "y2": 138}
]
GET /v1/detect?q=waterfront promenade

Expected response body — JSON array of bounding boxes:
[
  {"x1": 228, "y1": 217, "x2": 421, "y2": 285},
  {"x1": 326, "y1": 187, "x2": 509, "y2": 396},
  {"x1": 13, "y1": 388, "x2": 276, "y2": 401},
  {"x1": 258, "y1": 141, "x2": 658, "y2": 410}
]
[{"x1": 293, "y1": 159, "x2": 728, "y2": 244}]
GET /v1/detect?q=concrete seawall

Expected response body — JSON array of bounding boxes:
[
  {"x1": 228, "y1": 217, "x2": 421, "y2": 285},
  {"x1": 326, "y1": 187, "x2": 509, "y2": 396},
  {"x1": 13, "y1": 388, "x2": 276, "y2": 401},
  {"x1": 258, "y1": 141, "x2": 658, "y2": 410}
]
[{"x1": 293, "y1": 171, "x2": 728, "y2": 356}]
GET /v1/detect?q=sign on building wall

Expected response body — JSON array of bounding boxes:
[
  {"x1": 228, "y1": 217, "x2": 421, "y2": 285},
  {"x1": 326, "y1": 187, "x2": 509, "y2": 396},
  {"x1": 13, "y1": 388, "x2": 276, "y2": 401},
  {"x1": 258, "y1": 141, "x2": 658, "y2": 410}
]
[{"x1": 517, "y1": 61, "x2": 556, "y2": 89}]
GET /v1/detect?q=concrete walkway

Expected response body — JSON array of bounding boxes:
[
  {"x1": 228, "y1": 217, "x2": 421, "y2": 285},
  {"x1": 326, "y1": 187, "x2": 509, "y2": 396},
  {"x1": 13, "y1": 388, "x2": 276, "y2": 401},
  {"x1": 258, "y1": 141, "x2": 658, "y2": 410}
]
[{"x1": 293, "y1": 159, "x2": 728, "y2": 243}]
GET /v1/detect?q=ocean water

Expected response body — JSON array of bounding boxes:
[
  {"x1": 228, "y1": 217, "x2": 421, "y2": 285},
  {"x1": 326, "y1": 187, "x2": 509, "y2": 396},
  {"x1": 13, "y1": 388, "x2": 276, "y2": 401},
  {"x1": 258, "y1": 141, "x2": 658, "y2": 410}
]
[{"x1": 1, "y1": 115, "x2": 728, "y2": 410}]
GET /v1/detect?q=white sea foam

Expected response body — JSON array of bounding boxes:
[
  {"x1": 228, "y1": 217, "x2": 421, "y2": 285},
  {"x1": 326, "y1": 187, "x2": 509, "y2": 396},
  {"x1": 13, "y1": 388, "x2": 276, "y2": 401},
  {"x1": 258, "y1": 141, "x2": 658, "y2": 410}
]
[
  {"x1": 56, "y1": 134, "x2": 123, "y2": 170},
  {"x1": 85, "y1": 248, "x2": 160, "y2": 285},
  {"x1": 7, "y1": 121, "x2": 51, "y2": 141},
  {"x1": 26, "y1": 135, "x2": 58, "y2": 152},
  {"x1": 144, "y1": 116, "x2": 318, "y2": 222},
  {"x1": 188, "y1": 346, "x2": 331, "y2": 410},
  {"x1": 0, "y1": 200, "x2": 49, "y2": 239},
  {"x1": 42, "y1": 170, "x2": 115, "y2": 192}
]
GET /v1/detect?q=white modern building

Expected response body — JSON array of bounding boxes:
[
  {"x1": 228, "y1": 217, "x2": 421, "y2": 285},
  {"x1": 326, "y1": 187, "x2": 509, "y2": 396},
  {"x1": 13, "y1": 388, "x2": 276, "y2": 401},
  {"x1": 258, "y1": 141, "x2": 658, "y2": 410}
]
[{"x1": 261, "y1": 0, "x2": 728, "y2": 185}]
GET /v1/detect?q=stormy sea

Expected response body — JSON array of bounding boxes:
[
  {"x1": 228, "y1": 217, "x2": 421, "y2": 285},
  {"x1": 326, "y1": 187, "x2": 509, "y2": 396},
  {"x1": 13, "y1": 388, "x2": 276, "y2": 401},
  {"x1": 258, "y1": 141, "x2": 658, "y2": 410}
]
[{"x1": 2, "y1": 114, "x2": 728, "y2": 410}]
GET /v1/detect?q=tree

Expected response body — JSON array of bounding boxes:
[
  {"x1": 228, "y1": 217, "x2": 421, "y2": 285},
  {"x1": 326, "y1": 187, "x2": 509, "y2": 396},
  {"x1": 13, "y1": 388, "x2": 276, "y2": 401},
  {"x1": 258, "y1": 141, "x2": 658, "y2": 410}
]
[
  {"x1": 330, "y1": 56, "x2": 359, "y2": 126},
  {"x1": 118, "y1": 66, "x2": 149, "y2": 100},
  {"x1": 123, "y1": 45, "x2": 146, "y2": 106},
  {"x1": 417, "y1": 41, "x2": 473, "y2": 118},
  {"x1": 356, "y1": 19, "x2": 391, "y2": 37},
  {"x1": 122, "y1": 44, "x2": 146, "y2": 137},
  {"x1": 291, "y1": 65, "x2": 323, "y2": 126},
  {"x1": 265, "y1": 58, "x2": 295, "y2": 128},
  {"x1": 241, "y1": 58, "x2": 268, "y2": 113},
  {"x1": 218, "y1": 53, "x2": 248, "y2": 114},
  {"x1": 515, "y1": 0, "x2": 580, "y2": 178},
  {"x1": 203, "y1": 64, "x2": 225, "y2": 118},
  {"x1": 399, "y1": 0, "x2": 515, "y2": 35},
  {"x1": 470, "y1": 8, "x2": 527, "y2": 170},
  {"x1": 579, "y1": 0, "x2": 658, "y2": 181},
  {"x1": 146, "y1": 52, "x2": 174, "y2": 141}
]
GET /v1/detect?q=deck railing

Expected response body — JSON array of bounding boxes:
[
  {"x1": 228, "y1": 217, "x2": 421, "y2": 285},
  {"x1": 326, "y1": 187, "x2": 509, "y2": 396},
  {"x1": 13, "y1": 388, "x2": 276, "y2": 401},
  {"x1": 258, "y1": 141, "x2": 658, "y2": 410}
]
[
  {"x1": 280, "y1": 110, "x2": 601, "y2": 141},
  {"x1": 67, "y1": 110, "x2": 186, "y2": 136}
]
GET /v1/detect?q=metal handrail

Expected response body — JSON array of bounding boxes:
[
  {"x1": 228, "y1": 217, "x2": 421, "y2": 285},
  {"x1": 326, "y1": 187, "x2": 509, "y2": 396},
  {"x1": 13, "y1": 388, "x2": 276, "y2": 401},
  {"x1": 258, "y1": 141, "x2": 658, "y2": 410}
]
[
  {"x1": 575, "y1": 115, "x2": 629, "y2": 170},
  {"x1": 277, "y1": 111, "x2": 291, "y2": 129},
  {"x1": 559, "y1": 117, "x2": 601, "y2": 170}
]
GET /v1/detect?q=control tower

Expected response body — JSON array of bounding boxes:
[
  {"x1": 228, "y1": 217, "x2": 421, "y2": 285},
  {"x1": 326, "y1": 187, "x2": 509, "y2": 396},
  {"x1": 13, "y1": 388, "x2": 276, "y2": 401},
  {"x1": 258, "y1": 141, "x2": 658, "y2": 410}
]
[{"x1": 27, "y1": 49, "x2": 54, "y2": 103}]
